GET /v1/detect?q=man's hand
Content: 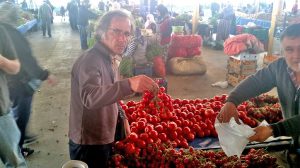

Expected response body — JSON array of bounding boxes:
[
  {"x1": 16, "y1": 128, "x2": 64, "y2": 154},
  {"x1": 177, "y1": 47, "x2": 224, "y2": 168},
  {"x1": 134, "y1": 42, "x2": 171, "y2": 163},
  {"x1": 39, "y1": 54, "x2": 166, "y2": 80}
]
[
  {"x1": 217, "y1": 102, "x2": 240, "y2": 123},
  {"x1": 128, "y1": 75, "x2": 158, "y2": 93},
  {"x1": 46, "y1": 74, "x2": 58, "y2": 86},
  {"x1": 248, "y1": 126, "x2": 273, "y2": 142}
]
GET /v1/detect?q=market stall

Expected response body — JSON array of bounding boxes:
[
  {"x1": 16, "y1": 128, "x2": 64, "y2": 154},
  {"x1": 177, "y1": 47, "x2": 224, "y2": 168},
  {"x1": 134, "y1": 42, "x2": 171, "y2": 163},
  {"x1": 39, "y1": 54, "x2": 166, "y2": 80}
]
[
  {"x1": 17, "y1": 18, "x2": 37, "y2": 34},
  {"x1": 109, "y1": 90, "x2": 290, "y2": 167}
]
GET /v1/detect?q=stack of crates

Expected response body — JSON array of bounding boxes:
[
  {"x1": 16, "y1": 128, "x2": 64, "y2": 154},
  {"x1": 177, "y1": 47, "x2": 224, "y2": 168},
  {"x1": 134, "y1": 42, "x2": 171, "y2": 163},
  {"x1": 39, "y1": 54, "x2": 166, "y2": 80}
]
[{"x1": 227, "y1": 54, "x2": 257, "y2": 86}]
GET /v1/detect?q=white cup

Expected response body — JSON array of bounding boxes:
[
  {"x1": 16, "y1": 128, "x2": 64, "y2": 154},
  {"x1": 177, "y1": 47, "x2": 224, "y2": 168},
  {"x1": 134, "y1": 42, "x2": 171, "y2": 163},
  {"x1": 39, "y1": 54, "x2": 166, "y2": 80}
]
[{"x1": 62, "y1": 160, "x2": 88, "y2": 168}]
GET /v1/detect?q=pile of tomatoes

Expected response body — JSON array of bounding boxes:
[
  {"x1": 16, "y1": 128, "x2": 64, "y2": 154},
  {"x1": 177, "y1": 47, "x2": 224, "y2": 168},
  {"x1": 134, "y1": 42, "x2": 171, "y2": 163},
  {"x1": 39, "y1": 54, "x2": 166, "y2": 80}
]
[{"x1": 110, "y1": 88, "x2": 282, "y2": 167}]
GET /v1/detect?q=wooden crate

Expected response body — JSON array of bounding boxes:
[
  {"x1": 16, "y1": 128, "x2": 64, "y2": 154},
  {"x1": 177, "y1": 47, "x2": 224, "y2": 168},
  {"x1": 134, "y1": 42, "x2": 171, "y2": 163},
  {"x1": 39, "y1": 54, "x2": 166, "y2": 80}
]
[
  {"x1": 227, "y1": 73, "x2": 249, "y2": 86},
  {"x1": 227, "y1": 56, "x2": 257, "y2": 75}
]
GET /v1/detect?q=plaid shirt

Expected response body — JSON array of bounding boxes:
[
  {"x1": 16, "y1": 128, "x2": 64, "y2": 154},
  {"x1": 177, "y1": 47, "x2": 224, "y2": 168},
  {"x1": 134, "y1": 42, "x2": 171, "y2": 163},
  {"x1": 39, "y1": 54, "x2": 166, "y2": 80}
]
[{"x1": 287, "y1": 67, "x2": 300, "y2": 102}]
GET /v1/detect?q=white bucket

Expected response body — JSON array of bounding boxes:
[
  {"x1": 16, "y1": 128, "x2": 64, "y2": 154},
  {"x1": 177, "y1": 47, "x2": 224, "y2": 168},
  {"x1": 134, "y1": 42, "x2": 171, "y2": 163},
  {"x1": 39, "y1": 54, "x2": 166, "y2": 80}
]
[{"x1": 62, "y1": 160, "x2": 88, "y2": 168}]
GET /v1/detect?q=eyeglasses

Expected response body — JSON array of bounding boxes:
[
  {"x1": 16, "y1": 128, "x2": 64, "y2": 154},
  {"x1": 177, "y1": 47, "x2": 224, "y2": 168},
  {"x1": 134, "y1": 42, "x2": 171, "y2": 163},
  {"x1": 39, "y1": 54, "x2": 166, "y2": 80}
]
[{"x1": 108, "y1": 28, "x2": 132, "y2": 38}]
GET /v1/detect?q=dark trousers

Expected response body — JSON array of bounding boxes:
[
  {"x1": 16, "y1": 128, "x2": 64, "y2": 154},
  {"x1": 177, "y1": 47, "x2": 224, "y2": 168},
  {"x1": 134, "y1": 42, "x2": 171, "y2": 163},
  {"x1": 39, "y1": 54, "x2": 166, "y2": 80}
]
[
  {"x1": 41, "y1": 19, "x2": 51, "y2": 37},
  {"x1": 78, "y1": 25, "x2": 88, "y2": 50},
  {"x1": 10, "y1": 87, "x2": 33, "y2": 149},
  {"x1": 69, "y1": 140, "x2": 113, "y2": 168}
]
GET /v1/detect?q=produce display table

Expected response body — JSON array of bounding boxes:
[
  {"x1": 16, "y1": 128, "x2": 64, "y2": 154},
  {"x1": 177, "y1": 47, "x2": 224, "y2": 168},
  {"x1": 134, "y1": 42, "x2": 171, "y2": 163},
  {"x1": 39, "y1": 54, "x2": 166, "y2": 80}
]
[
  {"x1": 189, "y1": 136, "x2": 292, "y2": 151},
  {"x1": 17, "y1": 19, "x2": 37, "y2": 34},
  {"x1": 236, "y1": 16, "x2": 270, "y2": 29}
]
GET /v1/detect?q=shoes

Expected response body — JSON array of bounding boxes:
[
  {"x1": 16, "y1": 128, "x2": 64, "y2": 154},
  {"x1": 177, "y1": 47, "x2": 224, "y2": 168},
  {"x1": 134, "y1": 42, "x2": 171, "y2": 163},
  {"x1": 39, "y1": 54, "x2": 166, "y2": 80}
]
[
  {"x1": 24, "y1": 134, "x2": 38, "y2": 145},
  {"x1": 22, "y1": 147, "x2": 34, "y2": 157}
]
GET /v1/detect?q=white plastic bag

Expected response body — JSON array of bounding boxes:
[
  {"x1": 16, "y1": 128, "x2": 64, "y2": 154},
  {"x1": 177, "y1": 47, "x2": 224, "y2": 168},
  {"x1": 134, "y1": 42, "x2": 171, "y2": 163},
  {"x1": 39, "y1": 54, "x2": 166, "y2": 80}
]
[{"x1": 214, "y1": 118, "x2": 255, "y2": 157}]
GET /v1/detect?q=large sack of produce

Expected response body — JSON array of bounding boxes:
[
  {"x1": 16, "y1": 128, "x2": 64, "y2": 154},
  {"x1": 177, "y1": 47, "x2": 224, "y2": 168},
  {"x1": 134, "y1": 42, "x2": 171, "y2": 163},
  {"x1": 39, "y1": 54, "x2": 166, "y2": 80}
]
[
  {"x1": 224, "y1": 34, "x2": 264, "y2": 55},
  {"x1": 153, "y1": 56, "x2": 166, "y2": 77},
  {"x1": 168, "y1": 56, "x2": 206, "y2": 75},
  {"x1": 170, "y1": 35, "x2": 202, "y2": 48},
  {"x1": 186, "y1": 47, "x2": 201, "y2": 57},
  {"x1": 168, "y1": 46, "x2": 188, "y2": 58}
]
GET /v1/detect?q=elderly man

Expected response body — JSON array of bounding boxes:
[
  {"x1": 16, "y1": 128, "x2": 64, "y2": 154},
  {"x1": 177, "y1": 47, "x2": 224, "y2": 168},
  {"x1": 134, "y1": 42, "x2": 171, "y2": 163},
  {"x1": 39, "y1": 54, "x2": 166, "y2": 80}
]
[
  {"x1": 218, "y1": 23, "x2": 300, "y2": 167},
  {"x1": 69, "y1": 10, "x2": 158, "y2": 168}
]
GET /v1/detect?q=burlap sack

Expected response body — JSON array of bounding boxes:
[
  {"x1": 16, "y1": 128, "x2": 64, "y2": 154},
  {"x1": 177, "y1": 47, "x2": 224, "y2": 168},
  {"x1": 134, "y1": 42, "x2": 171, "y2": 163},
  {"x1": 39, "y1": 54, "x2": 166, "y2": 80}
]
[{"x1": 168, "y1": 56, "x2": 207, "y2": 75}]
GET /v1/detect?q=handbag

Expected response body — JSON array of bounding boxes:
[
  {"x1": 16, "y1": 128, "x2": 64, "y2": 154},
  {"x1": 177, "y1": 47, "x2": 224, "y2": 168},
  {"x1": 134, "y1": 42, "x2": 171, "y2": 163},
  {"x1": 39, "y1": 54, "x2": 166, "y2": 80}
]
[{"x1": 114, "y1": 105, "x2": 127, "y2": 141}]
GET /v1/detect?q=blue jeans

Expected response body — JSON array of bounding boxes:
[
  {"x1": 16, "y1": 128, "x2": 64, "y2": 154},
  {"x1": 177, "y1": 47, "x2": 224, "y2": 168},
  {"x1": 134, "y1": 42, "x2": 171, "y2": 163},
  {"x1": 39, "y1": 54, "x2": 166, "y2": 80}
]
[
  {"x1": 78, "y1": 25, "x2": 88, "y2": 50},
  {"x1": 0, "y1": 113, "x2": 27, "y2": 168}
]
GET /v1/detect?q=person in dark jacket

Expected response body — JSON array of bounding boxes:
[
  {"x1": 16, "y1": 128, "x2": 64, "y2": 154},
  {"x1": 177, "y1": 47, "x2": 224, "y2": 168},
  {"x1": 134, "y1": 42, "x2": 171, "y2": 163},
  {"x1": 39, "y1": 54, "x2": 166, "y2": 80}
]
[
  {"x1": 218, "y1": 23, "x2": 300, "y2": 167},
  {"x1": 0, "y1": 2, "x2": 27, "y2": 167},
  {"x1": 67, "y1": 0, "x2": 78, "y2": 30},
  {"x1": 77, "y1": 0, "x2": 91, "y2": 50},
  {"x1": 69, "y1": 10, "x2": 158, "y2": 168},
  {"x1": 2, "y1": 1, "x2": 56, "y2": 157},
  {"x1": 39, "y1": 0, "x2": 52, "y2": 37}
]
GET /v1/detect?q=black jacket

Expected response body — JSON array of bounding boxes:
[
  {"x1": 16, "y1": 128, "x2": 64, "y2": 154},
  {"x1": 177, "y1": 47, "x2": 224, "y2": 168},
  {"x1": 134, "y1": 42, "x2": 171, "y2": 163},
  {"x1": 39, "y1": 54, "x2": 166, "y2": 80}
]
[{"x1": 0, "y1": 22, "x2": 49, "y2": 92}]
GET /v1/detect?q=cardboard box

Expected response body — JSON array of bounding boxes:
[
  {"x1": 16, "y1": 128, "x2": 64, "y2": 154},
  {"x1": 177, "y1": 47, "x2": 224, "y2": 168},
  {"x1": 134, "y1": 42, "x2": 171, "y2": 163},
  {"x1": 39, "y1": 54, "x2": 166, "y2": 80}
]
[
  {"x1": 228, "y1": 56, "x2": 257, "y2": 75},
  {"x1": 227, "y1": 73, "x2": 249, "y2": 86},
  {"x1": 232, "y1": 52, "x2": 258, "y2": 61}
]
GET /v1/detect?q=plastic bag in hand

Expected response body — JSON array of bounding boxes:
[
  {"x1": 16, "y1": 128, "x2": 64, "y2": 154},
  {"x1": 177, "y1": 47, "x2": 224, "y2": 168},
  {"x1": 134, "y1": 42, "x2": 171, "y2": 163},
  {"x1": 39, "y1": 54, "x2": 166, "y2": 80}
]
[{"x1": 214, "y1": 117, "x2": 255, "y2": 157}]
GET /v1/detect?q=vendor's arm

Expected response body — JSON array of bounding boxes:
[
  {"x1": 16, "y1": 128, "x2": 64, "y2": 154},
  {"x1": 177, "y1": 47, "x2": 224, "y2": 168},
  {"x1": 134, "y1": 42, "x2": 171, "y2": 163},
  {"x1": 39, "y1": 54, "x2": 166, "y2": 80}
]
[
  {"x1": 249, "y1": 115, "x2": 300, "y2": 142},
  {"x1": 218, "y1": 60, "x2": 279, "y2": 123},
  {"x1": 78, "y1": 60, "x2": 158, "y2": 110},
  {"x1": 0, "y1": 54, "x2": 20, "y2": 74}
]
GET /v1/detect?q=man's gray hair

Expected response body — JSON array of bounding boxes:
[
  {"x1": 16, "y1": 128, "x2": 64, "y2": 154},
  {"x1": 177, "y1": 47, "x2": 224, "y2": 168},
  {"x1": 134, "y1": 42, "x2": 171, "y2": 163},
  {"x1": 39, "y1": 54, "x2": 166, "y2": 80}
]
[
  {"x1": 95, "y1": 10, "x2": 135, "y2": 41},
  {"x1": 0, "y1": 2, "x2": 19, "y2": 26}
]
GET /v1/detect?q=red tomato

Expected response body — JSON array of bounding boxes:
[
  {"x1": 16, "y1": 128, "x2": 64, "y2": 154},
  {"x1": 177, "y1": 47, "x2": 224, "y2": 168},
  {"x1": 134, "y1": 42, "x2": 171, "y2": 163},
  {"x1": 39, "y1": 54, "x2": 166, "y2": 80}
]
[
  {"x1": 139, "y1": 133, "x2": 149, "y2": 141},
  {"x1": 155, "y1": 124, "x2": 164, "y2": 133},
  {"x1": 125, "y1": 143, "x2": 135, "y2": 154},
  {"x1": 168, "y1": 121, "x2": 177, "y2": 131},
  {"x1": 128, "y1": 132, "x2": 139, "y2": 142}
]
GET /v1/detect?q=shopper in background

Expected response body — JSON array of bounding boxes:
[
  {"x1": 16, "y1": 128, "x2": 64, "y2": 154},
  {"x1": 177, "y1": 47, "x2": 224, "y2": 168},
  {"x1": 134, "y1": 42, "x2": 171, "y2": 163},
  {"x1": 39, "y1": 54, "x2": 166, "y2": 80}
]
[
  {"x1": 98, "y1": 0, "x2": 105, "y2": 11},
  {"x1": 144, "y1": 13, "x2": 156, "y2": 33},
  {"x1": 218, "y1": 23, "x2": 300, "y2": 167},
  {"x1": 0, "y1": 1, "x2": 27, "y2": 167},
  {"x1": 77, "y1": 0, "x2": 90, "y2": 50},
  {"x1": 39, "y1": 0, "x2": 52, "y2": 37},
  {"x1": 69, "y1": 10, "x2": 158, "y2": 168},
  {"x1": 67, "y1": 0, "x2": 78, "y2": 30},
  {"x1": 60, "y1": 6, "x2": 66, "y2": 21},
  {"x1": 21, "y1": 0, "x2": 27, "y2": 10},
  {"x1": 292, "y1": 0, "x2": 298, "y2": 15},
  {"x1": 156, "y1": 4, "x2": 172, "y2": 46}
]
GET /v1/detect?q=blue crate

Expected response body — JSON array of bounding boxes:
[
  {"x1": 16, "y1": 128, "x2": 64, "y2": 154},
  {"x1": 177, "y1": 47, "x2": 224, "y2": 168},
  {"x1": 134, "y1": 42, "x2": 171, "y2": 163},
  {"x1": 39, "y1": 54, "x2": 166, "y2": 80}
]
[{"x1": 133, "y1": 64, "x2": 153, "y2": 77}]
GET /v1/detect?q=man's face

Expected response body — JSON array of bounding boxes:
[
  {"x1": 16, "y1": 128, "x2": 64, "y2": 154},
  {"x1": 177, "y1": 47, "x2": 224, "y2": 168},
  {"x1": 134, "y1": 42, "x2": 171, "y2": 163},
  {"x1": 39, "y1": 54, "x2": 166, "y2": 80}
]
[
  {"x1": 102, "y1": 17, "x2": 131, "y2": 55},
  {"x1": 282, "y1": 37, "x2": 300, "y2": 72}
]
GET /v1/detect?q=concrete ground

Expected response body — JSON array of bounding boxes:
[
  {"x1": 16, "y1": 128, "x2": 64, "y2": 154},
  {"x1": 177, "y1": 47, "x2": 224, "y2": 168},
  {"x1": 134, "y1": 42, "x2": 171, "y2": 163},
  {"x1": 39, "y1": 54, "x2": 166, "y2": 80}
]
[{"x1": 1, "y1": 16, "x2": 282, "y2": 168}]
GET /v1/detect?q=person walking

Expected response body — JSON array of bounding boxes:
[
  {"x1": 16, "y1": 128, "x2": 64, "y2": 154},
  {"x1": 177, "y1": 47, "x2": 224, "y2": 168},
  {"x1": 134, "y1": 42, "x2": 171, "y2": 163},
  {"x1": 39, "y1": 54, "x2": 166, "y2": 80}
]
[
  {"x1": 39, "y1": 0, "x2": 52, "y2": 37},
  {"x1": 77, "y1": 0, "x2": 90, "y2": 50},
  {"x1": 60, "y1": 6, "x2": 66, "y2": 21},
  {"x1": 69, "y1": 10, "x2": 158, "y2": 168},
  {"x1": 67, "y1": 0, "x2": 78, "y2": 30},
  {"x1": 0, "y1": 1, "x2": 27, "y2": 167}
]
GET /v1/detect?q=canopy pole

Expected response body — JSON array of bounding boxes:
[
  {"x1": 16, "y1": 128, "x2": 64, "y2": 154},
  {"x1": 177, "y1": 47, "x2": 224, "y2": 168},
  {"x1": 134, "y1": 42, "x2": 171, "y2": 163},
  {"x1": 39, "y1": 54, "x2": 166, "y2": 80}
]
[{"x1": 267, "y1": 0, "x2": 283, "y2": 56}]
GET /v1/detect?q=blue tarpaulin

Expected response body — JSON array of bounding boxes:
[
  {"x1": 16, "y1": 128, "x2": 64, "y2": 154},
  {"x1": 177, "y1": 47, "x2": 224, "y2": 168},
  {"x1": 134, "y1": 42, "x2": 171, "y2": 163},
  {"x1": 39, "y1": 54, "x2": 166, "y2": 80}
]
[
  {"x1": 189, "y1": 136, "x2": 292, "y2": 150},
  {"x1": 236, "y1": 17, "x2": 271, "y2": 29},
  {"x1": 17, "y1": 19, "x2": 37, "y2": 34}
]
